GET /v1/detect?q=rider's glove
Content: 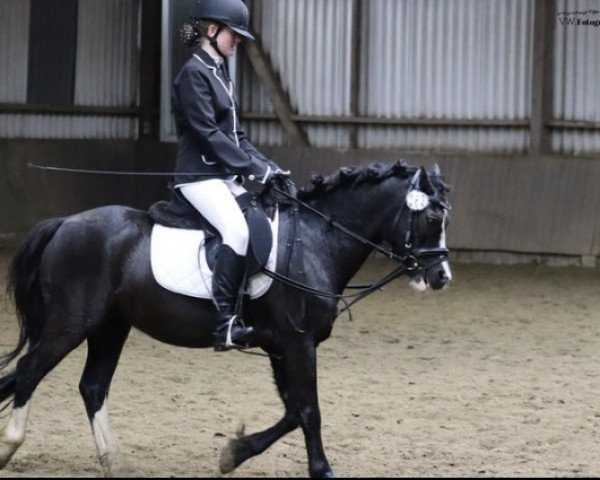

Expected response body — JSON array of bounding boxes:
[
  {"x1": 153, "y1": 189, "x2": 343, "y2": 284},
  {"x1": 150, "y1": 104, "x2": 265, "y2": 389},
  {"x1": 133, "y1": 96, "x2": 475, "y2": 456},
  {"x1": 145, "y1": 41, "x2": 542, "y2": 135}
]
[{"x1": 249, "y1": 165, "x2": 295, "y2": 197}]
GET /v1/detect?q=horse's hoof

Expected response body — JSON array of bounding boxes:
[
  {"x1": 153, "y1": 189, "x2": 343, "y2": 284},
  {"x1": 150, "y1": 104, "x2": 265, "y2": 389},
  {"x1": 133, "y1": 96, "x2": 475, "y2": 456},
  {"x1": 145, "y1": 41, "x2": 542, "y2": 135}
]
[
  {"x1": 0, "y1": 442, "x2": 20, "y2": 469},
  {"x1": 219, "y1": 438, "x2": 238, "y2": 474},
  {"x1": 109, "y1": 462, "x2": 136, "y2": 478},
  {"x1": 0, "y1": 455, "x2": 11, "y2": 470},
  {"x1": 310, "y1": 467, "x2": 336, "y2": 478},
  {"x1": 100, "y1": 455, "x2": 136, "y2": 478}
]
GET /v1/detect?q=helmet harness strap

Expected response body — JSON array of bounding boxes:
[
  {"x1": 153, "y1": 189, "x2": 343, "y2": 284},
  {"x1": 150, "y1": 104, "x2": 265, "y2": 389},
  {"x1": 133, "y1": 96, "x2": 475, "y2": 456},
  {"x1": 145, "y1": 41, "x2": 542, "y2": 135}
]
[{"x1": 205, "y1": 24, "x2": 227, "y2": 61}]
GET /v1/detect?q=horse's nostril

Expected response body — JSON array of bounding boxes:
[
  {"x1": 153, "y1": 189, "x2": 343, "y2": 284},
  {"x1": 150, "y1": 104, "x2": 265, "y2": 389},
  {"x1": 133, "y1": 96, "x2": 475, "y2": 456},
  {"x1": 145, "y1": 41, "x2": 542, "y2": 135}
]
[{"x1": 437, "y1": 270, "x2": 446, "y2": 280}]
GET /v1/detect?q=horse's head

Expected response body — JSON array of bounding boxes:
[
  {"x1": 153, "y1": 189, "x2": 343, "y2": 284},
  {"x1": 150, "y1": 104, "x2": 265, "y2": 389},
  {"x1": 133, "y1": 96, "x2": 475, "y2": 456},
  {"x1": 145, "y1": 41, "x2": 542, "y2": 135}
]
[{"x1": 388, "y1": 164, "x2": 452, "y2": 291}]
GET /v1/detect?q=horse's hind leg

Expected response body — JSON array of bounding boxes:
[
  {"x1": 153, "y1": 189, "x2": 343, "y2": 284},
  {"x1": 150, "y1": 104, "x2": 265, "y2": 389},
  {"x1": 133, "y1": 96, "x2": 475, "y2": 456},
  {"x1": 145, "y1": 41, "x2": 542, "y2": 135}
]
[
  {"x1": 79, "y1": 317, "x2": 132, "y2": 478},
  {"x1": 0, "y1": 320, "x2": 89, "y2": 468},
  {"x1": 0, "y1": 397, "x2": 31, "y2": 468},
  {"x1": 220, "y1": 354, "x2": 299, "y2": 473}
]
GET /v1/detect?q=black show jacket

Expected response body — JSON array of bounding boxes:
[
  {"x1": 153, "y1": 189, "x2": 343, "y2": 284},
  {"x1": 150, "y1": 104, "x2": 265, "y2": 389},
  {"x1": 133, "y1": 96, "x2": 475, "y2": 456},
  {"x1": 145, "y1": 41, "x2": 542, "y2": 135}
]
[{"x1": 171, "y1": 48, "x2": 270, "y2": 185}]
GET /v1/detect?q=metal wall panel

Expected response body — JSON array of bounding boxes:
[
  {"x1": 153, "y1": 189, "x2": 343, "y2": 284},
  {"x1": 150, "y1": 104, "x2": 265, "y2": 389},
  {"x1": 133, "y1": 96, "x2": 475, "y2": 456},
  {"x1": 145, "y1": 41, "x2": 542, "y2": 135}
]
[
  {"x1": 75, "y1": 0, "x2": 140, "y2": 107},
  {"x1": 241, "y1": 0, "x2": 534, "y2": 151},
  {"x1": 0, "y1": 0, "x2": 139, "y2": 140},
  {"x1": 553, "y1": 0, "x2": 600, "y2": 155},
  {"x1": 0, "y1": 0, "x2": 30, "y2": 103},
  {"x1": 362, "y1": 0, "x2": 532, "y2": 119},
  {"x1": 257, "y1": 146, "x2": 600, "y2": 257},
  {"x1": 358, "y1": 126, "x2": 530, "y2": 152},
  {"x1": 438, "y1": 154, "x2": 600, "y2": 255},
  {"x1": 241, "y1": 0, "x2": 353, "y2": 147},
  {"x1": 359, "y1": 0, "x2": 533, "y2": 152},
  {"x1": 0, "y1": 114, "x2": 138, "y2": 140}
]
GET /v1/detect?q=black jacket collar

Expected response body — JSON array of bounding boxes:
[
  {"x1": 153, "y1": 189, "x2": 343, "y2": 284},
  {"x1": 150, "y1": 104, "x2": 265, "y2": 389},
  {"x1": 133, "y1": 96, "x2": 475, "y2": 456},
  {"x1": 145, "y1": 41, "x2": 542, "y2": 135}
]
[
  {"x1": 192, "y1": 47, "x2": 231, "y2": 81},
  {"x1": 193, "y1": 47, "x2": 221, "y2": 68}
]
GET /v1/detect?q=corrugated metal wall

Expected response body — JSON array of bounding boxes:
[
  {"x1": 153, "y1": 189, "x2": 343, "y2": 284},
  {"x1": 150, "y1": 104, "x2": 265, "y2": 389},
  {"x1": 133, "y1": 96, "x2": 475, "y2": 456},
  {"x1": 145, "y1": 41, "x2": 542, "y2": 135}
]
[
  {"x1": 362, "y1": 1, "x2": 531, "y2": 119},
  {"x1": 241, "y1": 0, "x2": 534, "y2": 152},
  {"x1": 359, "y1": 0, "x2": 532, "y2": 152},
  {"x1": 552, "y1": 0, "x2": 600, "y2": 155},
  {"x1": 0, "y1": 114, "x2": 137, "y2": 140},
  {"x1": 0, "y1": 0, "x2": 139, "y2": 140},
  {"x1": 2, "y1": 0, "x2": 599, "y2": 152},
  {"x1": 240, "y1": 0, "x2": 599, "y2": 155},
  {"x1": 75, "y1": 0, "x2": 139, "y2": 107},
  {"x1": 241, "y1": 0, "x2": 354, "y2": 148},
  {"x1": 0, "y1": 0, "x2": 30, "y2": 103}
]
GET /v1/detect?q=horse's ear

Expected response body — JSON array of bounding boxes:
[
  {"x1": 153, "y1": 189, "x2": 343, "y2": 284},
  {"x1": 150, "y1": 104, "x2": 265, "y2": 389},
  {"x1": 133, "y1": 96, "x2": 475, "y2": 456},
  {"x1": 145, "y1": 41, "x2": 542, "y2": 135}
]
[
  {"x1": 418, "y1": 166, "x2": 435, "y2": 194},
  {"x1": 430, "y1": 164, "x2": 442, "y2": 176}
]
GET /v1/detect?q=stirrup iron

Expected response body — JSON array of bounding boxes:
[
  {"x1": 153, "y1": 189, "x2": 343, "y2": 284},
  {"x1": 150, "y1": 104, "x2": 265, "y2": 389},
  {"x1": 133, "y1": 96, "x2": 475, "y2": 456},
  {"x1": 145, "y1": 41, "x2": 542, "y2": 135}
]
[{"x1": 224, "y1": 315, "x2": 240, "y2": 348}]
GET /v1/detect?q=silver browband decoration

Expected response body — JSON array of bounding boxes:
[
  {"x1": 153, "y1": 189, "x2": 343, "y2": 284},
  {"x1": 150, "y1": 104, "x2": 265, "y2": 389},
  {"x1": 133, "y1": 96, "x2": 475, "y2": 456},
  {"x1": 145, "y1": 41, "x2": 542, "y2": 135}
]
[{"x1": 406, "y1": 189, "x2": 430, "y2": 211}]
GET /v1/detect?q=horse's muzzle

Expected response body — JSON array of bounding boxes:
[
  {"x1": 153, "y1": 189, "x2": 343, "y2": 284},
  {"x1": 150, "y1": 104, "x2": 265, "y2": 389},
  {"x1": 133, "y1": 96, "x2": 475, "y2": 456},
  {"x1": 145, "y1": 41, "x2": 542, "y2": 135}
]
[{"x1": 426, "y1": 263, "x2": 453, "y2": 290}]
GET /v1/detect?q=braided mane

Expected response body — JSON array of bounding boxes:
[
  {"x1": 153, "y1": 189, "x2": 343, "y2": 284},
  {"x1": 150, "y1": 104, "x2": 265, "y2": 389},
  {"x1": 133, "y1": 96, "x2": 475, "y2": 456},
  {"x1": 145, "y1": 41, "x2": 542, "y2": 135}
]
[{"x1": 297, "y1": 161, "x2": 414, "y2": 201}]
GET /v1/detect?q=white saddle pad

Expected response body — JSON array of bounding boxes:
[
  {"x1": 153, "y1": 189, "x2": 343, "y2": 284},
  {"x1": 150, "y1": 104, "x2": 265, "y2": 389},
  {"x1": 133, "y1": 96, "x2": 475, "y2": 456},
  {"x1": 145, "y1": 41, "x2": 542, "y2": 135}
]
[{"x1": 150, "y1": 210, "x2": 278, "y2": 299}]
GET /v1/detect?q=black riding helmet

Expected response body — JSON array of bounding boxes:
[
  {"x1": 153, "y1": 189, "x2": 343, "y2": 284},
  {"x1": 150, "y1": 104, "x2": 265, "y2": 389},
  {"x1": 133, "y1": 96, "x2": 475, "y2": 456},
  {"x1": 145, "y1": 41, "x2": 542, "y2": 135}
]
[{"x1": 190, "y1": 0, "x2": 255, "y2": 41}]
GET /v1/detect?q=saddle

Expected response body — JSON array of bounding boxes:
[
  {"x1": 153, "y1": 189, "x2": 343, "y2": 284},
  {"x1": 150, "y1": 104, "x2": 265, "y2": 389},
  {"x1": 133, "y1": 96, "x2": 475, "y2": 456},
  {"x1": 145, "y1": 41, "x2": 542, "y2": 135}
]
[{"x1": 148, "y1": 185, "x2": 272, "y2": 277}]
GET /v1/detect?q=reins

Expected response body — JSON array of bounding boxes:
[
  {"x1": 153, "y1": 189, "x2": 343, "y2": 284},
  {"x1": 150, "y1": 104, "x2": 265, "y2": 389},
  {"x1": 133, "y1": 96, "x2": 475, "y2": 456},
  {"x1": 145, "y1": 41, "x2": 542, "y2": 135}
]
[
  {"x1": 270, "y1": 186, "x2": 405, "y2": 262},
  {"x1": 264, "y1": 186, "x2": 449, "y2": 321}
]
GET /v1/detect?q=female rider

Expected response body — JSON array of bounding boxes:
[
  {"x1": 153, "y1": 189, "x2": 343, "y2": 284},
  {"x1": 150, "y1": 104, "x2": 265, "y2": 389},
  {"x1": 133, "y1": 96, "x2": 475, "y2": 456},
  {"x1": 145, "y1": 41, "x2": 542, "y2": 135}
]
[{"x1": 172, "y1": 0, "x2": 288, "y2": 351}]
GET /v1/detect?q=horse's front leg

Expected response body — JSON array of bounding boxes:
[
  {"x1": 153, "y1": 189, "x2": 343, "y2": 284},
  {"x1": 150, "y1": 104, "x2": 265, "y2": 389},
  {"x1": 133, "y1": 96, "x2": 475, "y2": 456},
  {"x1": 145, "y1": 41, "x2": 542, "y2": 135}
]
[
  {"x1": 220, "y1": 345, "x2": 334, "y2": 477},
  {"x1": 285, "y1": 342, "x2": 334, "y2": 478},
  {"x1": 220, "y1": 354, "x2": 299, "y2": 473}
]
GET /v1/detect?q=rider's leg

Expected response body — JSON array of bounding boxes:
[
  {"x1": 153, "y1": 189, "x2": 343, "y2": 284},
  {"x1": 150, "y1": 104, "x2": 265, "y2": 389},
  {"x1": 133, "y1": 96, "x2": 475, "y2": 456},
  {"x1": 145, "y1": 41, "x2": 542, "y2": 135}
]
[{"x1": 179, "y1": 179, "x2": 253, "y2": 350}]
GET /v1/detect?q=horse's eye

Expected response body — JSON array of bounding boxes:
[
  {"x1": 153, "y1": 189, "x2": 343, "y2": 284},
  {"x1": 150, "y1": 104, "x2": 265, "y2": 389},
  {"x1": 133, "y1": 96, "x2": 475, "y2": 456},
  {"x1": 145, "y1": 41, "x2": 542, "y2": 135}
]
[{"x1": 426, "y1": 216, "x2": 441, "y2": 226}]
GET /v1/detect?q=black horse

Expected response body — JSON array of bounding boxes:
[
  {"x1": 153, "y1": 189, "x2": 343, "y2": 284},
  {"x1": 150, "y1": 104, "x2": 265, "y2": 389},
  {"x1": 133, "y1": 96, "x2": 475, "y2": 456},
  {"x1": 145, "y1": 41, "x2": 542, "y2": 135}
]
[{"x1": 0, "y1": 161, "x2": 451, "y2": 477}]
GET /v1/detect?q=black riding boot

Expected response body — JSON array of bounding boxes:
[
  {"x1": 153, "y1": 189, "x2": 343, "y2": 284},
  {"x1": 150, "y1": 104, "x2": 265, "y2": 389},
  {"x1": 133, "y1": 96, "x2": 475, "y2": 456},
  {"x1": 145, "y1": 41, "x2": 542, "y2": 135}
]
[{"x1": 212, "y1": 244, "x2": 254, "y2": 351}]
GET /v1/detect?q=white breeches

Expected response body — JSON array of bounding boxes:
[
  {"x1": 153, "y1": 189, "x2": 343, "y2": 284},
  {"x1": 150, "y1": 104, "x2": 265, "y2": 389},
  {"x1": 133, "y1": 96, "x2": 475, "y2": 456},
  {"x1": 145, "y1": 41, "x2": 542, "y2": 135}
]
[{"x1": 178, "y1": 178, "x2": 249, "y2": 256}]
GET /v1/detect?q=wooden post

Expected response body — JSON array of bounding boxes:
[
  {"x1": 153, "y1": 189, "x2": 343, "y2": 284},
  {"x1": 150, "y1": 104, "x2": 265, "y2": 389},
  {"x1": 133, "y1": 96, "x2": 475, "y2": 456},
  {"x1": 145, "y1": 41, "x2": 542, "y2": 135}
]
[
  {"x1": 349, "y1": 0, "x2": 363, "y2": 149},
  {"x1": 530, "y1": 0, "x2": 555, "y2": 155},
  {"x1": 138, "y1": 0, "x2": 161, "y2": 140},
  {"x1": 243, "y1": 36, "x2": 310, "y2": 146}
]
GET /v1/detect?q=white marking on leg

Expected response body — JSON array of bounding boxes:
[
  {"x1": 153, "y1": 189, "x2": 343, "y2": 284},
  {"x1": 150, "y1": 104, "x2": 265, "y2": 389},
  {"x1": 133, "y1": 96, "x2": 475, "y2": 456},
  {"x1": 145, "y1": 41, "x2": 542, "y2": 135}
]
[
  {"x1": 0, "y1": 402, "x2": 31, "y2": 468},
  {"x1": 92, "y1": 401, "x2": 127, "y2": 477},
  {"x1": 409, "y1": 275, "x2": 427, "y2": 292},
  {"x1": 439, "y1": 211, "x2": 452, "y2": 282}
]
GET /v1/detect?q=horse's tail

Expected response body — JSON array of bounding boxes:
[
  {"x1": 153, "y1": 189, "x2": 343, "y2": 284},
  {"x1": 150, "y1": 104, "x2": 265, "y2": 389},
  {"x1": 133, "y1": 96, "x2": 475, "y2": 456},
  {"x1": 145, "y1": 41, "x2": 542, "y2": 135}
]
[{"x1": 1, "y1": 218, "x2": 65, "y2": 387}]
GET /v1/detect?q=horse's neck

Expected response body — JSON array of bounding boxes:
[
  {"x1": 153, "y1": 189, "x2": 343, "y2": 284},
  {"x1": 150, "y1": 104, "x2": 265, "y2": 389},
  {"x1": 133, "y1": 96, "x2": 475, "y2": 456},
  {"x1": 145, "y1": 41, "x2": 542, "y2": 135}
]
[{"x1": 296, "y1": 186, "x2": 394, "y2": 294}]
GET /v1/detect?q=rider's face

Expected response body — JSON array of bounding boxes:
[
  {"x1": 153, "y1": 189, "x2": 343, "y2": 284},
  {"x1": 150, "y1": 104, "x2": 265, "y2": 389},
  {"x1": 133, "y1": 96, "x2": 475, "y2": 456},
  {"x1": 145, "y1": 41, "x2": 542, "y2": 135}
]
[{"x1": 208, "y1": 24, "x2": 243, "y2": 57}]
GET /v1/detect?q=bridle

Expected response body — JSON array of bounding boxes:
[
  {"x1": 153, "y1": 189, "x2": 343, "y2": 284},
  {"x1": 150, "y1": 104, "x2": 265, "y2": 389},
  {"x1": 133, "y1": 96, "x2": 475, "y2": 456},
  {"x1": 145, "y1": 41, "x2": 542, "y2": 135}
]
[
  {"x1": 264, "y1": 169, "x2": 451, "y2": 322},
  {"x1": 388, "y1": 168, "x2": 451, "y2": 275}
]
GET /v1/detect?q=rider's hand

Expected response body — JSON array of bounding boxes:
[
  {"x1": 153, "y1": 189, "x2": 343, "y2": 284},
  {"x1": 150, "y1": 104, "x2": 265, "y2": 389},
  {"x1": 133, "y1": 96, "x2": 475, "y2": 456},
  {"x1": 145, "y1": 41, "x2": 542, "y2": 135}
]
[
  {"x1": 265, "y1": 159, "x2": 290, "y2": 177},
  {"x1": 271, "y1": 171, "x2": 297, "y2": 198},
  {"x1": 249, "y1": 166, "x2": 296, "y2": 197},
  {"x1": 249, "y1": 164, "x2": 291, "y2": 184}
]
